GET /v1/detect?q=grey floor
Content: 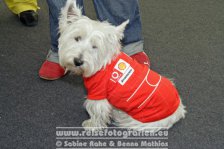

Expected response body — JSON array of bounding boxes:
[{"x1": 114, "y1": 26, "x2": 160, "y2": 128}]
[{"x1": 0, "y1": 0, "x2": 224, "y2": 149}]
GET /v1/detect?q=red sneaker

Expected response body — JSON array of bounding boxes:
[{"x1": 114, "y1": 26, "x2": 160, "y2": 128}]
[
  {"x1": 39, "y1": 60, "x2": 65, "y2": 80},
  {"x1": 130, "y1": 52, "x2": 150, "y2": 67}
]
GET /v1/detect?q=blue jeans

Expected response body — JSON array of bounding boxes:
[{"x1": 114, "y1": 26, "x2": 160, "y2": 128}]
[{"x1": 46, "y1": 0, "x2": 144, "y2": 62}]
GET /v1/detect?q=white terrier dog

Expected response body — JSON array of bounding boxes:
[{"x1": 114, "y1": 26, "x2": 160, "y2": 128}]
[{"x1": 58, "y1": 0, "x2": 186, "y2": 132}]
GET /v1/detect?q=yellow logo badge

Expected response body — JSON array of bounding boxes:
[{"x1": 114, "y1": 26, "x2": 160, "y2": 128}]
[{"x1": 118, "y1": 62, "x2": 126, "y2": 70}]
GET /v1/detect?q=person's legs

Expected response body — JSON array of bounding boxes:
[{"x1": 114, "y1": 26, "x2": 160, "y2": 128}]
[
  {"x1": 93, "y1": 0, "x2": 149, "y2": 66},
  {"x1": 46, "y1": 0, "x2": 84, "y2": 54},
  {"x1": 4, "y1": 0, "x2": 39, "y2": 26},
  {"x1": 4, "y1": 0, "x2": 39, "y2": 14},
  {"x1": 40, "y1": 0, "x2": 149, "y2": 80},
  {"x1": 39, "y1": 0, "x2": 84, "y2": 80}
]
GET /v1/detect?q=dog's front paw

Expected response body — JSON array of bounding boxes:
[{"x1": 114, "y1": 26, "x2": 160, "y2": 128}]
[{"x1": 82, "y1": 119, "x2": 104, "y2": 131}]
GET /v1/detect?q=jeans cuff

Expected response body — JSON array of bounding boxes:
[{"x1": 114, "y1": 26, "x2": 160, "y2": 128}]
[
  {"x1": 121, "y1": 40, "x2": 144, "y2": 56},
  {"x1": 46, "y1": 49, "x2": 59, "y2": 63}
]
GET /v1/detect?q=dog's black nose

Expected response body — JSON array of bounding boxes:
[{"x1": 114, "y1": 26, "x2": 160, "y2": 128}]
[{"x1": 74, "y1": 58, "x2": 84, "y2": 66}]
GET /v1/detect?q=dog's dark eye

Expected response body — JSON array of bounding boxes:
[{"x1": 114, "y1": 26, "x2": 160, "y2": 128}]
[
  {"x1": 74, "y1": 36, "x2": 81, "y2": 42},
  {"x1": 92, "y1": 45, "x2": 97, "y2": 49}
]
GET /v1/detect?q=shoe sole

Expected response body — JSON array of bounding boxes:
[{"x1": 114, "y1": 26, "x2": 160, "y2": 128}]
[{"x1": 39, "y1": 75, "x2": 63, "y2": 81}]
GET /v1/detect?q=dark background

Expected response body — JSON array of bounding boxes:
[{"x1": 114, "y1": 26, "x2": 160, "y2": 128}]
[{"x1": 0, "y1": 0, "x2": 223, "y2": 148}]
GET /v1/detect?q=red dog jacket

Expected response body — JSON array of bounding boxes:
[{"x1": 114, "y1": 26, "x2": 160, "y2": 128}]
[{"x1": 84, "y1": 52, "x2": 180, "y2": 123}]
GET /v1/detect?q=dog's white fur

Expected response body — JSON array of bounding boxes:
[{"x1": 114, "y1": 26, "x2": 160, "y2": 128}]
[{"x1": 58, "y1": 0, "x2": 186, "y2": 132}]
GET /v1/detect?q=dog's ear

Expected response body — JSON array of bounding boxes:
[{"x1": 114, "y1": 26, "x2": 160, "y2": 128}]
[
  {"x1": 115, "y1": 20, "x2": 129, "y2": 40},
  {"x1": 61, "y1": 0, "x2": 82, "y2": 22},
  {"x1": 59, "y1": 0, "x2": 82, "y2": 32}
]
